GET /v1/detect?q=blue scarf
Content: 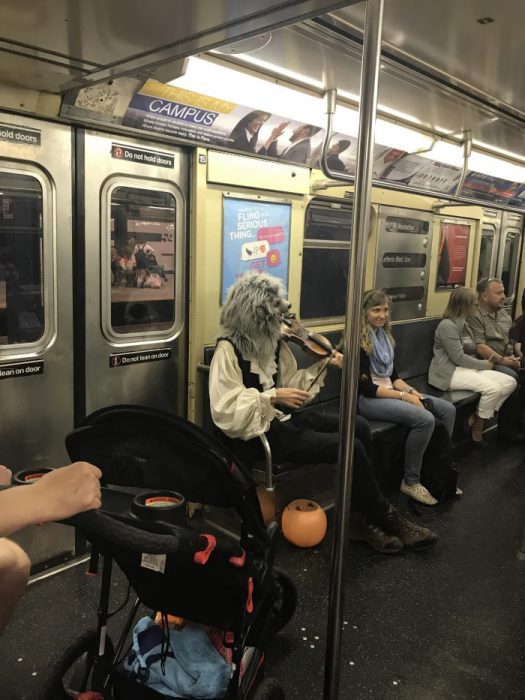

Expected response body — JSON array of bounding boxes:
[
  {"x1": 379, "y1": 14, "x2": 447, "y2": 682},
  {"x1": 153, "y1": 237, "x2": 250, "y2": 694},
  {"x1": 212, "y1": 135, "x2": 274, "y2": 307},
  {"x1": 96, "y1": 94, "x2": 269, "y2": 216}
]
[{"x1": 369, "y1": 326, "x2": 394, "y2": 377}]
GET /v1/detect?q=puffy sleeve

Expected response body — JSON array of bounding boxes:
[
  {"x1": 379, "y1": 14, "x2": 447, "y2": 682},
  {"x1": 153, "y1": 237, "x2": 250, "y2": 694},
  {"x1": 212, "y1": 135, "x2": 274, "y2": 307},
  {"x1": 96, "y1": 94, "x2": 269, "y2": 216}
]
[
  {"x1": 277, "y1": 342, "x2": 327, "y2": 398},
  {"x1": 209, "y1": 341, "x2": 278, "y2": 441}
]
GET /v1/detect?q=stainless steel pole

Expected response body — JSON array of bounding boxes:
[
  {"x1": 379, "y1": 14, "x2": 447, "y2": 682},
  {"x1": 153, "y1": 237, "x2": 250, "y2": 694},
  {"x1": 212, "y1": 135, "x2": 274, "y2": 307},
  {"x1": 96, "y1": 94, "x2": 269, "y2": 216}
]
[{"x1": 323, "y1": 1, "x2": 384, "y2": 697}]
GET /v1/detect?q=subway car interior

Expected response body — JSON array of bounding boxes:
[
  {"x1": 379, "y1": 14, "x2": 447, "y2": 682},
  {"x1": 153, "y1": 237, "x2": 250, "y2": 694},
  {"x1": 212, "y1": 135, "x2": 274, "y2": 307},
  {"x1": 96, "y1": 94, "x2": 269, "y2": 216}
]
[{"x1": 1, "y1": 0, "x2": 525, "y2": 697}]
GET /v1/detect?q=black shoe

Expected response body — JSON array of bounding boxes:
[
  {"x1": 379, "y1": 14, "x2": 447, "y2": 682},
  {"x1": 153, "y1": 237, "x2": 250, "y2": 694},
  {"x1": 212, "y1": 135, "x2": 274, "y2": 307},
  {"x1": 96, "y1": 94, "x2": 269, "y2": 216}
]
[
  {"x1": 349, "y1": 512, "x2": 403, "y2": 554},
  {"x1": 380, "y1": 505, "x2": 438, "y2": 551}
]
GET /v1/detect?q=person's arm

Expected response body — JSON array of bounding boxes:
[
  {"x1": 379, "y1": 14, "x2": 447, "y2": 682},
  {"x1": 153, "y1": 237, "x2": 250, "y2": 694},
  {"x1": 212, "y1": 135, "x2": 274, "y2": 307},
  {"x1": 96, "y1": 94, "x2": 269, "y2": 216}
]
[
  {"x1": 209, "y1": 342, "x2": 282, "y2": 441},
  {"x1": 358, "y1": 348, "x2": 378, "y2": 398},
  {"x1": 474, "y1": 341, "x2": 520, "y2": 369},
  {"x1": 472, "y1": 333, "x2": 520, "y2": 369},
  {"x1": 441, "y1": 321, "x2": 493, "y2": 370},
  {"x1": 466, "y1": 313, "x2": 515, "y2": 366},
  {"x1": 258, "y1": 122, "x2": 289, "y2": 155},
  {"x1": 278, "y1": 342, "x2": 336, "y2": 398},
  {"x1": 0, "y1": 462, "x2": 101, "y2": 538}
]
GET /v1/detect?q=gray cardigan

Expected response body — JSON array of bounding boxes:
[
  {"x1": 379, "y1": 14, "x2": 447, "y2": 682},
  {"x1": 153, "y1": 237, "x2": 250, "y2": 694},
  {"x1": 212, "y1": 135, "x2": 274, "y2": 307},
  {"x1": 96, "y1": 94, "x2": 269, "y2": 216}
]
[{"x1": 429, "y1": 317, "x2": 489, "y2": 390}]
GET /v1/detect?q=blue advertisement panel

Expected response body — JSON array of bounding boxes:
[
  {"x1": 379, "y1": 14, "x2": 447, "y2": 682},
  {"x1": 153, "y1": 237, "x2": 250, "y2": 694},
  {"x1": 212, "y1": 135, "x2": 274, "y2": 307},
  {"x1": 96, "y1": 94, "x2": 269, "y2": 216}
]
[{"x1": 222, "y1": 197, "x2": 291, "y2": 303}]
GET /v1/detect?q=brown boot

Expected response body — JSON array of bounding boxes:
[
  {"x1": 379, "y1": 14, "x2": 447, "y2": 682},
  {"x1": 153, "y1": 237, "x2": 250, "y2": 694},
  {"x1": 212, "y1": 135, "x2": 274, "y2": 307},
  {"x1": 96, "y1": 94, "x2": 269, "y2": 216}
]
[
  {"x1": 381, "y1": 505, "x2": 438, "y2": 551},
  {"x1": 349, "y1": 512, "x2": 404, "y2": 554}
]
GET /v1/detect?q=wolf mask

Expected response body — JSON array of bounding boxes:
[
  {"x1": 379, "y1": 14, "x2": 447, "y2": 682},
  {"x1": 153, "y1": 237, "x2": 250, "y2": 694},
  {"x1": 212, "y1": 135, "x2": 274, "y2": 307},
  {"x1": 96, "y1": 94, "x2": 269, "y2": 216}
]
[{"x1": 220, "y1": 272, "x2": 291, "y2": 364}]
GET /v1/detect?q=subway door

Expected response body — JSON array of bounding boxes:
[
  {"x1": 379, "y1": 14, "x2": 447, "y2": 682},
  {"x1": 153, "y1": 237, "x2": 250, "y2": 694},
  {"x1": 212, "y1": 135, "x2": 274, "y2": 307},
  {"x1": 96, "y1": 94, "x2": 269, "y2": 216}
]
[
  {"x1": 496, "y1": 211, "x2": 523, "y2": 310},
  {"x1": 80, "y1": 131, "x2": 188, "y2": 418},
  {"x1": 0, "y1": 115, "x2": 75, "y2": 566}
]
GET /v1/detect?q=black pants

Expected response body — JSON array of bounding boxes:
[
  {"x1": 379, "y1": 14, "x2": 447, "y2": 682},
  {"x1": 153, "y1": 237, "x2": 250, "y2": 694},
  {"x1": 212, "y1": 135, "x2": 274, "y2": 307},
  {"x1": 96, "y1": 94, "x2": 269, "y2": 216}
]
[
  {"x1": 230, "y1": 411, "x2": 390, "y2": 524},
  {"x1": 497, "y1": 370, "x2": 525, "y2": 437}
]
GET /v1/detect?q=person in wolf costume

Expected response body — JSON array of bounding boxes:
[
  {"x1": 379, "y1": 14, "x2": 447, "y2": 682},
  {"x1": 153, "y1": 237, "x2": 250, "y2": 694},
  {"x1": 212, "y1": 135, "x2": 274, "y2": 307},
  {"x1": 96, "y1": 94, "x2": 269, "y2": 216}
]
[{"x1": 209, "y1": 272, "x2": 437, "y2": 553}]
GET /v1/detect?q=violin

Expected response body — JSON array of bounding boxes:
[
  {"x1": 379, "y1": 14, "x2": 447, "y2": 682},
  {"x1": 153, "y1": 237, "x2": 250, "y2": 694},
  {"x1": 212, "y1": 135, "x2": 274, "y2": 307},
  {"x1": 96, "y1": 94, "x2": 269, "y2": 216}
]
[{"x1": 281, "y1": 315, "x2": 334, "y2": 359}]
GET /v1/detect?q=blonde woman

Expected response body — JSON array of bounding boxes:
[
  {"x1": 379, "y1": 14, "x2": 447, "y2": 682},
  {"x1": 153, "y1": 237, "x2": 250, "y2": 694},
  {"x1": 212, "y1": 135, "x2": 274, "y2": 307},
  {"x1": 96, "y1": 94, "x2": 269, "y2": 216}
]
[
  {"x1": 429, "y1": 287, "x2": 517, "y2": 445},
  {"x1": 359, "y1": 290, "x2": 456, "y2": 506}
]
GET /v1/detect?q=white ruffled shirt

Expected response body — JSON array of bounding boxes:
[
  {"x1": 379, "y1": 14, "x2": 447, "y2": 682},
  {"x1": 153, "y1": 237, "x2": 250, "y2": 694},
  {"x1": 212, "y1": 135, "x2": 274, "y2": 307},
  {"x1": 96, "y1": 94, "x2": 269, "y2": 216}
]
[{"x1": 209, "y1": 340, "x2": 327, "y2": 441}]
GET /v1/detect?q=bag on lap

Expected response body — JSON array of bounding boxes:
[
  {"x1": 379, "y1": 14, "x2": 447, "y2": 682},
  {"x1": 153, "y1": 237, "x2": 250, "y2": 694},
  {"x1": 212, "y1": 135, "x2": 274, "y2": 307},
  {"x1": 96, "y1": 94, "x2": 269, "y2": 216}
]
[{"x1": 420, "y1": 421, "x2": 458, "y2": 502}]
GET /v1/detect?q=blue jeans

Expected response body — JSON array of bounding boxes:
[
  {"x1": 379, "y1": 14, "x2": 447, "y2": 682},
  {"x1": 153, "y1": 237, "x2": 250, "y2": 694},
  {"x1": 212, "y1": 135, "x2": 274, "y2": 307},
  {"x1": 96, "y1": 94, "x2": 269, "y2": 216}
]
[{"x1": 358, "y1": 394, "x2": 456, "y2": 485}]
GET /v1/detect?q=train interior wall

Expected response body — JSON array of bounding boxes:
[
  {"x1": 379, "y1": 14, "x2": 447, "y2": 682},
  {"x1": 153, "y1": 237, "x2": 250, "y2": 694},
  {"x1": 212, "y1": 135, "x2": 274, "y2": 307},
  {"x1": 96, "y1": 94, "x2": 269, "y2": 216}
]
[{"x1": 1, "y1": 74, "x2": 525, "y2": 699}]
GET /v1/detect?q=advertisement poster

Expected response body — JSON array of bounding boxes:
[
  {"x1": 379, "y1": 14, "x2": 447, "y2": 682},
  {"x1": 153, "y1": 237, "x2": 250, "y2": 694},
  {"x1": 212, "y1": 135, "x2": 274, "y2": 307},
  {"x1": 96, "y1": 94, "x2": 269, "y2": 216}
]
[
  {"x1": 461, "y1": 172, "x2": 523, "y2": 203},
  {"x1": 122, "y1": 80, "x2": 325, "y2": 166},
  {"x1": 436, "y1": 222, "x2": 470, "y2": 290},
  {"x1": 64, "y1": 78, "x2": 525, "y2": 208},
  {"x1": 222, "y1": 197, "x2": 291, "y2": 303},
  {"x1": 407, "y1": 161, "x2": 462, "y2": 194}
]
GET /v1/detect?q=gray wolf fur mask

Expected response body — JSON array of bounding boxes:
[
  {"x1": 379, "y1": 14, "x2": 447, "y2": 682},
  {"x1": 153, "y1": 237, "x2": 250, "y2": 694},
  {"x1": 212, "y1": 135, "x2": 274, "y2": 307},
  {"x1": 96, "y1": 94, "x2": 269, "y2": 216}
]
[{"x1": 220, "y1": 272, "x2": 291, "y2": 364}]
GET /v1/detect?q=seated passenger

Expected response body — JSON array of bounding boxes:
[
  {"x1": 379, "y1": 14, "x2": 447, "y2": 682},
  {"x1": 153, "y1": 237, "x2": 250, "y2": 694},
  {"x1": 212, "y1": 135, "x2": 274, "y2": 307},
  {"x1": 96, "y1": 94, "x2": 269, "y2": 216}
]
[
  {"x1": 0, "y1": 462, "x2": 101, "y2": 635},
  {"x1": 467, "y1": 277, "x2": 524, "y2": 440},
  {"x1": 209, "y1": 271, "x2": 437, "y2": 554},
  {"x1": 358, "y1": 289, "x2": 457, "y2": 506},
  {"x1": 429, "y1": 287, "x2": 517, "y2": 446}
]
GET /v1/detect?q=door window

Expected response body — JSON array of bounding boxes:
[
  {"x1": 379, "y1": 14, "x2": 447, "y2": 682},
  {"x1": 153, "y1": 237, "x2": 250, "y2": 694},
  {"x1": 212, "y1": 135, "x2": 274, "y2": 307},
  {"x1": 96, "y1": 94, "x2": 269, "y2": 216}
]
[
  {"x1": 500, "y1": 231, "x2": 520, "y2": 300},
  {"x1": 107, "y1": 186, "x2": 177, "y2": 336},
  {"x1": 0, "y1": 173, "x2": 44, "y2": 347},
  {"x1": 478, "y1": 227, "x2": 494, "y2": 281}
]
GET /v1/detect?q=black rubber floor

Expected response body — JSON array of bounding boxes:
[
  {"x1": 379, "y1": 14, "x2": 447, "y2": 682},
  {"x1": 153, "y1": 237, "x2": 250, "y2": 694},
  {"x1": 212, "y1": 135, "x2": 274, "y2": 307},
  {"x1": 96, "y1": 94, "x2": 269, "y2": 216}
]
[{"x1": 2, "y1": 436, "x2": 525, "y2": 699}]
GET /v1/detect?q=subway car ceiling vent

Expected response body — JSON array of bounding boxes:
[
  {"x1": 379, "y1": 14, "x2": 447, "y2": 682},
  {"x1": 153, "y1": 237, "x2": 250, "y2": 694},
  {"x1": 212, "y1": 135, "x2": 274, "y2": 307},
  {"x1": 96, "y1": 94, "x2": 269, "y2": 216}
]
[{"x1": 211, "y1": 33, "x2": 272, "y2": 55}]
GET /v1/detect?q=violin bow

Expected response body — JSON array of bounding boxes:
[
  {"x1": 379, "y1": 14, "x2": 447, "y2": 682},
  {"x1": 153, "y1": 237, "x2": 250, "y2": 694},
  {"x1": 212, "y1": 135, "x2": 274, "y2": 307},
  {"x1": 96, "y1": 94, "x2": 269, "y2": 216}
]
[
  {"x1": 306, "y1": 336, "x2": 344, "y2": 392},
  {"x1": 307, "y1": 354, "x2": 333, "y2": 391}
]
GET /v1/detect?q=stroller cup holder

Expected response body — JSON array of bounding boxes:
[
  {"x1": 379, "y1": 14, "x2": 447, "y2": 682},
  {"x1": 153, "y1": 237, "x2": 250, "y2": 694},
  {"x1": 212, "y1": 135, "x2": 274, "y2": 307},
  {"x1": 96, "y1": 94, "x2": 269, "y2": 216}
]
[
  {"x1": 131, "y1": 489, "x2": 186, "y2": 527},
  {"x1": 13, "y1": 467, "x2": 54, "y2": 484}
]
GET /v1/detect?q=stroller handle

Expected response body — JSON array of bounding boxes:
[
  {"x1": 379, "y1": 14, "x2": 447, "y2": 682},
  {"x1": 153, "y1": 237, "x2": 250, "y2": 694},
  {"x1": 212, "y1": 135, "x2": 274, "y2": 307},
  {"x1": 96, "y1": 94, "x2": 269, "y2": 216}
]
[{"x1": 64, "y1": 509, "x2": 190, "y2": 555}]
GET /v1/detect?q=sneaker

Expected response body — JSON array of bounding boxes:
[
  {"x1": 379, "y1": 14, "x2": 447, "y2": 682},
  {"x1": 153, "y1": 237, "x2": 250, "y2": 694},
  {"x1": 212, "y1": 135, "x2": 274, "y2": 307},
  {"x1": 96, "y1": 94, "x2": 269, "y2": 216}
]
[
  {"x1": 455, "y1": 486, "x2": 463, "y2": 496},
  {"x1": 381, "y1": 505, "x2": 438, "y2": 551},
  {"x1": 400, "y1": 481, "x2": 438, "y2": 506},
  {"x1": 349, "y1": 512, "x2": 404, "y2": 554}
]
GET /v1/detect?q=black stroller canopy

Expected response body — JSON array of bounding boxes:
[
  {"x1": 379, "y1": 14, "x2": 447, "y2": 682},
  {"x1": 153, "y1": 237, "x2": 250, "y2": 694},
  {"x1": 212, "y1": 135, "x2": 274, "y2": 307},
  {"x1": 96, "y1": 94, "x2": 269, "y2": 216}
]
[{"x1": 66, "y1": 405, "x2": 256, "y2": 509}]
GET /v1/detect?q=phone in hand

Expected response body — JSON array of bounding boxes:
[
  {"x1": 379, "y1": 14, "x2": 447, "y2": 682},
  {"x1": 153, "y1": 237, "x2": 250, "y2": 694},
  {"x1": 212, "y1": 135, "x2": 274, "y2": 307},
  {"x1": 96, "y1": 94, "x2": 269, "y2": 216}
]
[{"x1": 421, "y1": 397, "x2": 434, "y2": 412}]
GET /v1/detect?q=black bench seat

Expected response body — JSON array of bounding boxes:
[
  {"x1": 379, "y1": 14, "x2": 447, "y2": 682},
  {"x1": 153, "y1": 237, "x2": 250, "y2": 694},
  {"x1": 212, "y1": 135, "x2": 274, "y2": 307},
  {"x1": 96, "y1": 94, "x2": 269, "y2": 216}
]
[{"x1": 199, "y1": 319, "x2": 481, "y2": 486}]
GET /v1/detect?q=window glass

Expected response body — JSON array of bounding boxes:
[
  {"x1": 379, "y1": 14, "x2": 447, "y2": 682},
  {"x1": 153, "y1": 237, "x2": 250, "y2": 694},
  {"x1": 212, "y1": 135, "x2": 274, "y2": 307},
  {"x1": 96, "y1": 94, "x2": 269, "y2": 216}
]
[
  {"x1": 0, "y1": 173, "x2": 44, "y2": 346},
  {"x1": 304, "y1": 203, "x2": 352, "y2": 241},
  {"x1": 478, "y1": 229, "x2": 494, "y2": 280},
  {"x1": 300, "y1": 200, "x2": 351, "y2": 319},
  {"x1": 110, "y1": 186, "x2": 176, "y2": 335},
  {"x1": 501, "y1": 233, "x2": 519, "y2": 299},
  {"x1": 301, "y1": 248, "x2": 349, "y2": 319}
]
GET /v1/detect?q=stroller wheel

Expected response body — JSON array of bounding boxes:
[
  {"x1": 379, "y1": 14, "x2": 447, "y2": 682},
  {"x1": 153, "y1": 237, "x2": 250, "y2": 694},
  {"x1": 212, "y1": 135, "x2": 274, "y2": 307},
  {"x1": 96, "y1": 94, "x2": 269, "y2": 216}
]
[
  {"x1": 270, "y1": 571, "x2": 297, "y2": 634},
  {"x1": 250, "y1": 677, "x2": 286, "y2": 699},
  {"x1": 38, "y1": 629, "x2": 114, "y2": 700}
]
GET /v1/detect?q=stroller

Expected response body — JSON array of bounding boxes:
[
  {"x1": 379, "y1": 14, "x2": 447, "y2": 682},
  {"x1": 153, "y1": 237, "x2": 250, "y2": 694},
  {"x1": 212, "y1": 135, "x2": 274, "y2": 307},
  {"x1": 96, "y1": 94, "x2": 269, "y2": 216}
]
[{"x1": 40, "y1": 405, "x2": 296, "y2": 699}]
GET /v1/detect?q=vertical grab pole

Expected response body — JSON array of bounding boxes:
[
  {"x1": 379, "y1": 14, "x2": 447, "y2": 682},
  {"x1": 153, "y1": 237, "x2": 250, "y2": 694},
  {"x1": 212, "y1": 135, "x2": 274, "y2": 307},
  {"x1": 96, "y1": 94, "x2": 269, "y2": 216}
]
[{"x1": 323, "y1": 1, "x2": 384, "y2": 698}]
